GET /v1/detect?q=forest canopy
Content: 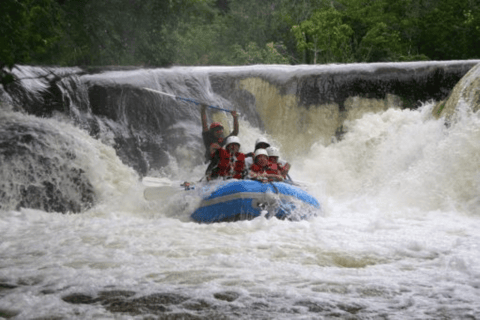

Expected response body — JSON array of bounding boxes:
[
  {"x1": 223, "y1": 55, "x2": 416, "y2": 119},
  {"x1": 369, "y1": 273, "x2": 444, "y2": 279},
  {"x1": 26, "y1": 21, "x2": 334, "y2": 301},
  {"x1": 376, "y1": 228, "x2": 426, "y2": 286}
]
[{"x1": 1, "y1": 0, "x2": 480, "y2": 84}]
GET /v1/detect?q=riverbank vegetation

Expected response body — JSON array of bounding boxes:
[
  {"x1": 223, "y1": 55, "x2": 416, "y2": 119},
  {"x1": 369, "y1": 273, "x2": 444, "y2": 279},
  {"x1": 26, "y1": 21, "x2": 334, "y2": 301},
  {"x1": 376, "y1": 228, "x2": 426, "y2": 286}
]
[{"x1": 2, "y1": 0, "x2": 480, "y2": 83}]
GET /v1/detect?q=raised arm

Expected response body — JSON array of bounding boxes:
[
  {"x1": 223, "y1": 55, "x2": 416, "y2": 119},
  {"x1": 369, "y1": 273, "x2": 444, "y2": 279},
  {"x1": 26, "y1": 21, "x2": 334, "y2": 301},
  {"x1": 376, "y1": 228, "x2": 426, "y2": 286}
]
[
  {"x1": 201, "y1": 105, "x2": 208, "y2": 132},
  {"x1": 231, "y1": 110, "x2": 239, "y2": 136}
]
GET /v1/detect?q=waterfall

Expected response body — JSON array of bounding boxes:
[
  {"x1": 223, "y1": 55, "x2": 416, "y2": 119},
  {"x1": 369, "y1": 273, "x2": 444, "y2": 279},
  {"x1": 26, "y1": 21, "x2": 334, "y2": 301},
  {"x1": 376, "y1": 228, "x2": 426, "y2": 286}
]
[{"x1": 1, "y1": 61, "x2": 479, "y2": 212}]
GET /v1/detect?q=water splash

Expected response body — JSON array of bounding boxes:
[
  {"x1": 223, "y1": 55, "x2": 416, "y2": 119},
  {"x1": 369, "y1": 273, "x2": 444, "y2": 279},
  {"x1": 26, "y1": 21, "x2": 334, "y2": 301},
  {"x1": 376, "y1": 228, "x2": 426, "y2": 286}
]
[{"x1": 0, "y1": 111, "x2": 138, "y2": 213}]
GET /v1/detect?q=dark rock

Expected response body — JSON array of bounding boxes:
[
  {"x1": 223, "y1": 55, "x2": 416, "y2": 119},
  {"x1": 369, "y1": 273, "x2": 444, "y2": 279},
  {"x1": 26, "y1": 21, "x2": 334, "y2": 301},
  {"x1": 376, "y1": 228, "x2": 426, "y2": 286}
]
[
  {"x1": 0, "y1": 119, "x2": 96, "y2": 213},
  {"x1": 62, "y1": 293, "x2": 98, "y2": 304},
  {"x1": 213, "y1": 291, "x2": 240, "y2": 302},
  {"x1": 182, "y1": 299, "x2": 213, "y2": 311},
  {"x1": 0, "y1": 309, "x2": 20, "y2": 319}
]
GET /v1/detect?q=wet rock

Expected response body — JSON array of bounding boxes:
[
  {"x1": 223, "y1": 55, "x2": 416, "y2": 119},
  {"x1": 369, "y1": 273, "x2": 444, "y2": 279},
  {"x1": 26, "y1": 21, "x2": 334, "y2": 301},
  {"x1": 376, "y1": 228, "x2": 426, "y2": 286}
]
[
  {"x1": 102, "y1": 292, "x2": 189, "y2": 316},
  {"x1": 294, "y1": 300, "x2": 336, "y2": 313},
  {"x1": 0, "y1": 116, "x2": 96, "y2": 213},
  {"x1": 7, "y1": 62, "x2": 476, "y2": 176},
  {"x1": 98, "y1": 290, "x2": 136, "y2": 299},
  {"x1": 295, "y1": 299, "x2": 366, "y2": 319},
  {"x1": 104, "y1": 299, "x2": 161, "y2": 315},
  {"x1": 62, "y1": 290, "x2": 196, "y2": 317},
  {"x1": 213, "y1": 291, "x2": 240, "y2": 302},
  {"x1": 337, "y1": 302, "x2": 365, "y2": 314},
  {"x1": 0, "y1": 283, "x2": 17, "y2": 290},
  {"x1": 0, "y1": 309, "x2": 20, "y2": 319},
  {"x1": 251, "y1": 301, "x2": 270, "y2": 310},
  {"x1": 62, "y1": 293, "x2": 98, "y2": 304},
  {"x1": 183, "y1": 299, "x2": 213, "y2": 311},
  {"x1": 133, "y1": 292, "x2": 189, "y2": 306}
]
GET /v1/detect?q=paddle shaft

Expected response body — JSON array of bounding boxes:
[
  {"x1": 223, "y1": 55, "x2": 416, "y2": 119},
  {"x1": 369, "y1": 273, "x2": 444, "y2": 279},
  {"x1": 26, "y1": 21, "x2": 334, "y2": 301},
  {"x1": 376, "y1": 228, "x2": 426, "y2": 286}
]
[{"x1": 143, "y1": 87, "x2": 238, "y2": 114}]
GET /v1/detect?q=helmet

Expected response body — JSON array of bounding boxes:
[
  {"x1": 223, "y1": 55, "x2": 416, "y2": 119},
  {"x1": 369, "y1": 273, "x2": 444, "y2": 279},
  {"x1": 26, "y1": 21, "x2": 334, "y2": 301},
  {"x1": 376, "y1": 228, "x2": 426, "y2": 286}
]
[
  {"x1": 225, "y1": 136, "x2": 241, "y2": 147},
  {"x1": 210, "y1": 122, "x2": 223, "y2": 130},
  {"x1": 254, "y1": 148, "x2": 268, "y2": 158},
  {"x1": 255, "y1": 137, "x2": 270, "y2": 149},
  {"x1": 267, "y1": 146, "x2": 279, "y2": 157}
]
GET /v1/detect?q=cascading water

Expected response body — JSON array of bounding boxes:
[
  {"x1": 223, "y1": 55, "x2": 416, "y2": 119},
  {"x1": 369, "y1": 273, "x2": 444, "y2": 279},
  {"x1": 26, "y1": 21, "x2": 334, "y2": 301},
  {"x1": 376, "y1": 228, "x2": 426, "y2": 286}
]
[{"x1": 1, "y1": 62, "x2": 480, "y2": 319}]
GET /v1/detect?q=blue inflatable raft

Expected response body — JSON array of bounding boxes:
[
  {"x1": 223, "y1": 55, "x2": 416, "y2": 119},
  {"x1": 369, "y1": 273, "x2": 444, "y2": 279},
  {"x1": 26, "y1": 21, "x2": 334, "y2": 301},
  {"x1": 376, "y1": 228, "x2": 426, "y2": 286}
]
[{"x1": 191, "y1": 180, "x2": 320, "y2": 223}]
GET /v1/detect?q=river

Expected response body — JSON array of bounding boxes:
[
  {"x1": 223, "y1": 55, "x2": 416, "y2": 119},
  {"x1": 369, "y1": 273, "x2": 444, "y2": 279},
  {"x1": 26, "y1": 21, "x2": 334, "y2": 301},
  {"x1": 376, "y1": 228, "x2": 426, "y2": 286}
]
[{"x1": 1, "y1": 63, "x2": 480, "y2": 319}]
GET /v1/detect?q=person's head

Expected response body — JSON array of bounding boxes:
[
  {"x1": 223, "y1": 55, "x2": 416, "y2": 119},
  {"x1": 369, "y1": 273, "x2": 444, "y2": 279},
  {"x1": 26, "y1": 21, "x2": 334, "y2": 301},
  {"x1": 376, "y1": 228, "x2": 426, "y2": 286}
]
[
  {"x1": 225, "y1": 136, "x2": 241, "y2": 154},
  {"x1": 254, "y1": 137, "x2": 270, "y2": 151},
  {"x1": 266, "y1": 146, "x2": 279, "y2": 163},
  {"x1": 254, "y1": 148, "x2": 269, "y2": 167},
  {"x1": 210, "y1": 122, "x2": 224, "y2": 138}
]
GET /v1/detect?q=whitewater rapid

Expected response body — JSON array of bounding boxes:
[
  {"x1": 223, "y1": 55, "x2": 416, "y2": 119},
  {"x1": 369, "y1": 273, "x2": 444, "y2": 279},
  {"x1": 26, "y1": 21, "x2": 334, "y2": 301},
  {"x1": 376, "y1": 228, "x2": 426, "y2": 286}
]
[{"x1": 1, "y1": 99, "x2": 480, "y2": 319}]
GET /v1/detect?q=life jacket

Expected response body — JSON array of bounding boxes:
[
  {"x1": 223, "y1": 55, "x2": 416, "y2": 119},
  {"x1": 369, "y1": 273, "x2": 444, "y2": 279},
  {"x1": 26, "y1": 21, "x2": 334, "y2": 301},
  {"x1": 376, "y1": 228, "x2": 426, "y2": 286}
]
[
  {"x1": 250, "y1": 163, "x2": 277, "y2": 176},
  {"x1": 267, "y1": 161, "x2": 280, "y2": 175},
  {"x1": 210, "y1": 149, "x2": 246, "y2": 179},
  {"x1": 268, "y1": 160, "x2": 289, "y2": 178}
]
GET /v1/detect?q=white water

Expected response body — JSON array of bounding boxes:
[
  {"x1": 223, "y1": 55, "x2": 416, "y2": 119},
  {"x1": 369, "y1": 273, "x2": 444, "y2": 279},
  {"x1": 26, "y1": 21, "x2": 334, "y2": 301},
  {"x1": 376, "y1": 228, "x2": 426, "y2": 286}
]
[{"x1": 1, "y1": 102, "x2": 480, "y2": 319}]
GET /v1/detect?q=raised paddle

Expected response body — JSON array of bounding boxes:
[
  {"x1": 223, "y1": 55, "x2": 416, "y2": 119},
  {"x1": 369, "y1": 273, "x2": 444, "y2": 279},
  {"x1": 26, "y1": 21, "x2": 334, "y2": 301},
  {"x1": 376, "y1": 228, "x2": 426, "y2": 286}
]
[{"x1": 143, "y1": 87, "x2": 240, "y2": 114}]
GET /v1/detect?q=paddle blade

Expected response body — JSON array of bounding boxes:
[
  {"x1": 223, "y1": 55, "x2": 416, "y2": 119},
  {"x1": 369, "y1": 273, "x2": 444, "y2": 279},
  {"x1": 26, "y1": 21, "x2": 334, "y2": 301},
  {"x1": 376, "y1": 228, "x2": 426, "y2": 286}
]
[
  {"x1": 142, "y1": 176, "x2": 173, "y2": 187},
  {"x1": 143, "y1": 185, "x2": 183, "y2": 201}
]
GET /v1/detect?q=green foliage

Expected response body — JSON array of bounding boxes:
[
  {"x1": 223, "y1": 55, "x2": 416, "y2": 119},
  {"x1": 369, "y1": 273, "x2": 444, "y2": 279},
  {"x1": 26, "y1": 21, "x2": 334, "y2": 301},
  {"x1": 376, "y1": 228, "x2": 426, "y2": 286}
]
[
  {"x1": 292, "y1": 8, "x2": 354, "y2": 64},
  {"x1": 340, "y1": 0, "x2": 480, "y2": 62},
  {"x1": 418, "y1": 0, "x2": 480, "y2": 60},
  {"x1": 358, "y1": 22, "x2": 402, "y2": 62},
  {"x1": 173, "y1": 21, "x2": 220, "y2": 65},
  {"x1": 340, "y1": 0, "x2": 410, "y2": 62},
  {"x1": 216, "y1": 0, "x2": 277, "y2": 48},
  {"x1": 231, "y1": 42, "x2": 290, "y2": 65},
  {"x1": 0, "y1": 0, "x2": 62, "y2": 84},
  {"x1": 168, "y1": 0, "x2": 227, "y2": 65},
  {"x1": 1, "y1": 0, "x2": 480, "y2": 73}
]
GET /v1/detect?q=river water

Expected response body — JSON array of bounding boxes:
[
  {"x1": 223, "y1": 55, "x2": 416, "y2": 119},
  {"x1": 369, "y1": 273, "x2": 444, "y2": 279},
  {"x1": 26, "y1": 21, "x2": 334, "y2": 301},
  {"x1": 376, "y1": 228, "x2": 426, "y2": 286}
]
[{"x1": 1, "y1": 64, "x2": 480, "y2": 319}]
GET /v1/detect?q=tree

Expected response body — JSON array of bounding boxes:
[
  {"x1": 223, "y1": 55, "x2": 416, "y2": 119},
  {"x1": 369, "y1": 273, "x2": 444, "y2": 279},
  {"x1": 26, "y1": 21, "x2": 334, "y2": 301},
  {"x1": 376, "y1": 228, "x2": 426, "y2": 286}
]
[
  {"x1": 292, "y1": 7, "x2": 354, "y2": 64},
  {"x1": 216, "y1": 0, "x2": 278, "y2": 48},
  {"x1": 418, "y1": 0, "x2": 480, "y2": 60},
  {"x1": 54, "y1": 0, "x2": 159, "y2": 66},
  {"x1": 230, "y1": 42, "x2": 290, "y2": 65},
  {"x1": 358, "y1": 22, "x2": 403, "y2": 62},
  {"x1": 0, "y1": 0, "x2": 62, "y2": 85}
]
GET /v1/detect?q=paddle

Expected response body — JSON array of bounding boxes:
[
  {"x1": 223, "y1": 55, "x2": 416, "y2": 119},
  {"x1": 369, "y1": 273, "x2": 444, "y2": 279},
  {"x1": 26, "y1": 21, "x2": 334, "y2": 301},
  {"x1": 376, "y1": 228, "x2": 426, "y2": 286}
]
[
  {"x1": 142, "y1": 177, "x2": 194, "y2": 201},
  {"x1": 144, "y1": 185, "x2": 184, "y2": 201},
  {"x1": 143, "y1": 87, "x2": 240, "y2": 114}
]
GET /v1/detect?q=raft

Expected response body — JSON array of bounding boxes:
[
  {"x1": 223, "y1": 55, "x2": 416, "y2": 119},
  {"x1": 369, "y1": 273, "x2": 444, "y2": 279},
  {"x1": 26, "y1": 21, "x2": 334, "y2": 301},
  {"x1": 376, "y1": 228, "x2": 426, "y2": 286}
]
[{"x1": 191, "y1": 179, "x2": 320, "y2": 223}]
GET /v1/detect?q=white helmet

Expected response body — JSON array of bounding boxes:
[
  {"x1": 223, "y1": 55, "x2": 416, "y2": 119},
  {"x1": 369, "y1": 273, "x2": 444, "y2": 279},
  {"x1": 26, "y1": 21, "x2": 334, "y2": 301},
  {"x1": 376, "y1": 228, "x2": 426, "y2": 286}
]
[
  {"x1": 254, "y1": 148, "x2": 268, "y2": 158},
  {"x1": 266, "y1": 146, "x2": 279, "y2": 157},
  {"x1": 255, "y1": 137, "x2": 270, "y2": 149},
  {"x1": 225, "y1": 136, "x2": 241, "y2": 147}
]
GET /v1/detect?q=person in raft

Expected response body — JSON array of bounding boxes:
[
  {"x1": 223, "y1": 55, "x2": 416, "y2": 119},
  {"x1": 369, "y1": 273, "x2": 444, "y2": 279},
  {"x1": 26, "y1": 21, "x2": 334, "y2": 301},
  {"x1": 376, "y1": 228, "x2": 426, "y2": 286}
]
[
  {"x1": 266, "y1": 146, "x2": 291, "y2": 179},
  {"x1": 248, "y1": 149, "x2": 284, "y2": 182},
  {"x1": 244, "y1": 137, "x2": 271, "y2": 169},
  {"x1": 201, "y1": 105, "x2": 239, "y2": 164},
  {"x1": 206, "y1": 136, "x2": 246, "y2": 181}
]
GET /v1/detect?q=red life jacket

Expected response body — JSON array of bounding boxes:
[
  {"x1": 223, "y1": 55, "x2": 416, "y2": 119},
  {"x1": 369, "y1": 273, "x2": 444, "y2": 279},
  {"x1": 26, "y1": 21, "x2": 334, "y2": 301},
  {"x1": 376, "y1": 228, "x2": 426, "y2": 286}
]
[
  {"x1": 211, "y1": 149, "x2": 245, "y2": 179},
  {"x1": 268, "y1": 160, "x2": 289, "y2": 178},
  {"x1": 250, "y1": 163, "x2": 277, "y2": 175},
  {"x1": 267, "y1": 161, "x2": 280, "y2": 175}
]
